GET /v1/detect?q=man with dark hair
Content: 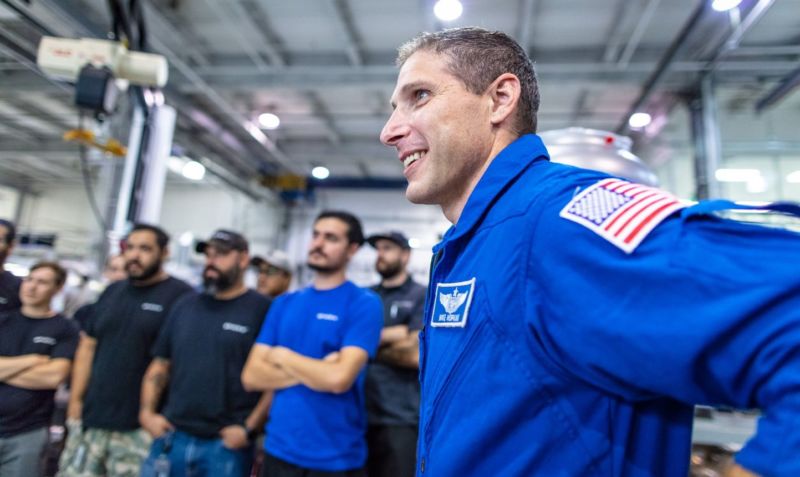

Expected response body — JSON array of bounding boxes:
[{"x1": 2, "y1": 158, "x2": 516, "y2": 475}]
[
  {"x1": 381, "y1": 27, "x2": 800, "y2": 477},
  {"x1": 58, "y1": 224, "x2": 192, "y2": 477},
  {"x1": 0, "y1": 261, "x2": 78, "y2": 477},
  {"x1": 364, "y1": 232, "x2": 426, "y2": 477},
  {"x1": 242, "y1": 210, "x2": 383, "y2": 477},
  {"x1": 139, "y1": 229, "x2": 272, "y2": 477},
  {"x1": 0, "y1": 219, "x2": 21, "y2": 313}
]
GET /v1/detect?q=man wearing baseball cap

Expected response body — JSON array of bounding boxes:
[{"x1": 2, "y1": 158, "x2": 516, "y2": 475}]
[
  {"x1": 139, "y1": 229, "x2": 272, "y2": 477},
  {"x1": 251, "y1": 250, "x2": 292, "y2": 299},
  {"x1": 364, "y1": 231, "x2": 426, "y2": 477}
]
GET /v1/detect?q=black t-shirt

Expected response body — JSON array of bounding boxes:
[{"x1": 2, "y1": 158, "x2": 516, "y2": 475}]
[
  {"x1": 153, "y1": 289, "x2": 271, "y2": 438},
  {"x1": 366, "y1": 277, "x2": 427, "y2": 426},
  {"x1": 0, "y1": 270, "x2": 21, "y2": 313},
  {"x1": 0, "y1": 310, "x2": 79, "y2": 436},
  {"x1": 82, "y1": 276, "x2": 193, "y2": 431}
]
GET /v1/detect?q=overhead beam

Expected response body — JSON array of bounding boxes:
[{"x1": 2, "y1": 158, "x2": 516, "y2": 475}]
[
  {"x1": 331, "y1": 0, "x2": 364, "y2": 66},
  {"x1": 237, "y1": 0, "x2": 288, "y2": 67}
]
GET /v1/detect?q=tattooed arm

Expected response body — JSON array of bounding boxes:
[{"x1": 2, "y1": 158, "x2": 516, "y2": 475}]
[{"x1": 138, "y1": 358, "x2": 174, "y2": 438}]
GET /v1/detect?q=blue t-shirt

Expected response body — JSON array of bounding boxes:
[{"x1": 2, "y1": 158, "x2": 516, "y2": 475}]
[{"x1": 256, "y1": 280, "x2": 383, "y2": 471}]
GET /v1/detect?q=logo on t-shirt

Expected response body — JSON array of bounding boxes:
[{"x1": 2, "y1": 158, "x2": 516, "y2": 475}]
[
  {"x1": 430, "y1": 278, "x2": 475, "y2": 328},
  {"x1": 33, "y1": 336, "x2": 56, "y2": 345},
  {"x1": 222, "y1": 322, "x2": 249, "y2": 334},
  {"x1": 0, "y1": 297, "x2": 7, "y2": 305},
  {"x1": 141, "y1": 302, "x2": 164, "y2": 312},
  {"x1": 316, "y1": 313, "x2": 339, "y2": 322}
]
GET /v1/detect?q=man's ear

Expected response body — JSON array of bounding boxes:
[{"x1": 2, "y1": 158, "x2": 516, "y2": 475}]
[
  {"x1": 160, "y1": 246, "x2": 171, "y2": 261},
  {"x1": 487, "y1": 73, "x2": 522, "y2": 127}
]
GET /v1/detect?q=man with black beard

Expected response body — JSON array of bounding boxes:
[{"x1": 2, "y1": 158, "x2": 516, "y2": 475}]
[
  {"x1": 0, "y1": 219, "x2": 22, "y2": 313},
  {"x1": 139, "y1": 229, "x2": 272, "y2": 477},
  {"x1": 58, "y1": 224, "x2": 192, "y2": 477},
  {"x1": 364, "y1": 231, "x2": 426, "y2": 477}
]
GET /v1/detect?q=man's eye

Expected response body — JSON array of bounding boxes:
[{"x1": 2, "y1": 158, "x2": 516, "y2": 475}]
[{"x1": 414, "y1": 90, "x2": 431, "y2": 102}]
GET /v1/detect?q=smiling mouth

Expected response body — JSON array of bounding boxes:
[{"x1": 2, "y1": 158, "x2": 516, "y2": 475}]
[{"x1": 403, "y1": 151, "x2": 425, "y2": 168}]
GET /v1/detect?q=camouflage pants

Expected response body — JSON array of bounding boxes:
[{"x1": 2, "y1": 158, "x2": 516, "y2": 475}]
[{"x1": 56, "y1": 421, "x2": 151, "y2": 477}]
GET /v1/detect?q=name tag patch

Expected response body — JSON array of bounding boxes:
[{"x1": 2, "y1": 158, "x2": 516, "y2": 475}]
[
  {"x1": 430, "y1": 278, "x2": 475, "y2": 328},
  {"x1": 222, "y1": 322, "x2": 248, "y2": 334},
  {"x1": 316, "y1": 313, "x2": 339, "y2": 322},
  {"x1": 33, "y1": 336, "x2": 56, "y2": 345},
  {"x1": 141, "y1": 302, "x2": 164, "y2": 312},
  {"x1": 559, "y1": 178, "x2": 685, "y2": 254}
]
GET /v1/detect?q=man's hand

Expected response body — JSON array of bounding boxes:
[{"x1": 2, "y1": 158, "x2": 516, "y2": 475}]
[
  {"x1": 220, "y1": 425, "x2": 249, "y2": 449},
  {"x1": 66, "y1": 400, "x2": 82, "y2": 421},
  {"x1": 139, "y1": 410, "x2": 173, "y2": 438}
]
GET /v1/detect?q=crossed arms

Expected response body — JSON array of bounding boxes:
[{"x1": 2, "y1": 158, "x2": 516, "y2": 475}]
[
  {"x1": 0, "y1": 354, "x2": 71, "y2": 389},
  {"x1": 241, "y1": 344, "x2": 369, "y2": 394}
]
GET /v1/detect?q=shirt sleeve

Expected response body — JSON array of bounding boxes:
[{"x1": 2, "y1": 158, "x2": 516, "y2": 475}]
[
  {"x1": 51, "y1": 320, "x2": 80, "y2": 360},
  {"x1": 529, "y1": 197, "x2": 800, "y2": 475},
  {"x1": 342, "y1": 289, "x2": 384, "y2": 357},
  {"x1": 255, "y1": 294, "x2": 286, "y2": 347}
]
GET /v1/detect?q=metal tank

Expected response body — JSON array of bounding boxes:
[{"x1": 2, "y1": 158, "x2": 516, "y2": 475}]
[{"x1": 539, "y1": 127, "x2": 659, "y2": 186}]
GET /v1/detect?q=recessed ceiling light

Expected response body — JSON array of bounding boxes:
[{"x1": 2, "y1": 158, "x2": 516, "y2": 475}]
[
  {"x1": 711, "y1": 0, "x2": 742, "y2": 12},
  {"x1": 628, "y1": 112, "x2": 652, "y2": 129},
  {"x1": 258, "y1": 112, "x2": 280, "y2": 130},
  {"x1": 434, "y1": 0, "x2": 463, "y2": 21},
  {"x1": 312, "y1": 166, "x2": 330, "y2": 180}
]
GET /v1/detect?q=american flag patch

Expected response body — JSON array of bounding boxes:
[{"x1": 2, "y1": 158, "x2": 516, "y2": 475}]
[{"x1": 559, "y1": 178, "x2": 685, "y2": 254}]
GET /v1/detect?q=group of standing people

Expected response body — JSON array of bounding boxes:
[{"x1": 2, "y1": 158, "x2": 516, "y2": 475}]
[{"x1": 0, "y1": 213, "x2": 426, "y2": 477}]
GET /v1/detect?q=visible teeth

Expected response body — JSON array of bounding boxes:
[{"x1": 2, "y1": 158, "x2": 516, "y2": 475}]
[{"x1": 403, "y1": 151, "x2": 422, "y2": 168}]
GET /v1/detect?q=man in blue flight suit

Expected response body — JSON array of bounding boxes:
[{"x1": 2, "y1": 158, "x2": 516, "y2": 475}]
[{"x1": 380, "y1": 27, "x2": 800, "y2": 477}]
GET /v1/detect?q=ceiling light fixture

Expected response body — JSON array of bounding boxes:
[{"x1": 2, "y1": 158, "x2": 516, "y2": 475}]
[
  {"x1": 628, "y1": 112, "x2": 652, "y2": 129},
  {"x1": 258, "y1": 112, "x2": 281, "y2": 130},
  {"x1": 311, "y1": 166, "x2": 330, "y2": 180},
  {"x1": 711, "y1": 0, "x2": 742, "y2": 12},
  {"x1": 434, "y1": 0, "x2": 463, "y2": 21},
  {"x1": 182, "y1": 160, "x2": 206, "y2": 181},
  {"x1": 786, "y1": 171, "x2": 800, "y2": 183}
]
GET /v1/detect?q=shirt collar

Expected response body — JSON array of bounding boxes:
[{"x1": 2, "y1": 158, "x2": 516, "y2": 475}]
[{"x1": 434, "y1": 134, "x2": 549, "y2": 252}]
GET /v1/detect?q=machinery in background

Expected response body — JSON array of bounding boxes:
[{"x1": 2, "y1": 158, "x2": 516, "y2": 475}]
[{"x1": 539, "y1": 127, "x2": 659, "y2": 187}]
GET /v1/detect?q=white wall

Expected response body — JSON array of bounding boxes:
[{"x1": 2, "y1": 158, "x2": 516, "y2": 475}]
[
  {"x1": 15, "y1": 181, "x2": 286, "y2": 266},
  {"x1": 0, "y1": 186, "x2": 19, "y2": 220}
]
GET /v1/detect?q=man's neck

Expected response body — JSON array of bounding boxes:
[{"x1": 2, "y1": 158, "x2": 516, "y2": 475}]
[
  {"x1": 313, "y1": 268, "x2": 347, "y2": 290},
  {"x1": 442, "y1": 131, "x2": 518, "y2": 224},
  {"x1": 132, "y1": 270, "x2": 168, "y2": 287},
  {"x1": 381, "y1": 270, "x2": 409, "y2": 288},
  {"x1": 21, "y1": 304, "x2": 54, "y2": 318},
  {"x1": 214, "y1": 281, "x2": 248, "y2": 300}
]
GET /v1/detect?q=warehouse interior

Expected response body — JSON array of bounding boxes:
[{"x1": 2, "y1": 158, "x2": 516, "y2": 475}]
[{"x1": 0, "y1": 0, "x2": 799, "y2": 475}]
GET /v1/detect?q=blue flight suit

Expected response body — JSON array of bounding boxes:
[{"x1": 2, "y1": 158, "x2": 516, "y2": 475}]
[{"x1": 417, "y1": 134, "x2": 800, "y2": 476}]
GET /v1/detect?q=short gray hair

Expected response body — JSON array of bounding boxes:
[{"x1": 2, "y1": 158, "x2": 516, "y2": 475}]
[{"x1": 397, "y1": 27, "x2": 540, "y2": 134}]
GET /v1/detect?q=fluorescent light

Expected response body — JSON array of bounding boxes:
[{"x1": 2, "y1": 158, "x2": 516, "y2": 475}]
[
  {"x1": 258, "y1": 113, "x2": 280, "y2": 130},
  {"x1": 715, "y1": 168, "x2": 762, "y2": 182},
  {"x1": 712, "y1": 0, "x2": 742, "y2": 12},
  {"x1": 182, "y1": 160, "x2": 206, "y2": 181},
  {"x1": 628, "y1": 112, "x2": 652, "y2": 129},
  {"x1": 408, "y1": 238, "x2": 421, "y2": 249},
  {"x1": 311, "y1": 166, "x2": 330, "y2": 180},
  {"x1": 786, "y1": 171, "x2": 800, "y2": 183},
  {"x1": 434, "y1": 0, "x2": 463, "y2": 21}
]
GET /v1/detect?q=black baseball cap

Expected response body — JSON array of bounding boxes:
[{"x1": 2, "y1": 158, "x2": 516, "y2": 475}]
[
  {"x1": 195, "y1": 229, "x2": 248, "y2": 254},
  {"x1": 367, "y1": 231, "x2": 411, "y2": 250}
]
